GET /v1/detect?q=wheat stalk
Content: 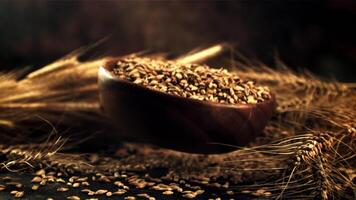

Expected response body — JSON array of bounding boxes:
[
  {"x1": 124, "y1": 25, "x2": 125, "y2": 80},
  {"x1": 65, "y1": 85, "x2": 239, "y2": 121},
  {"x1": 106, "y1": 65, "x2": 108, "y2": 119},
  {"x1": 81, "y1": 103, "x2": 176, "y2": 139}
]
[{"x1": 0, "y1": 44, "x2": 354, "y2": 199}]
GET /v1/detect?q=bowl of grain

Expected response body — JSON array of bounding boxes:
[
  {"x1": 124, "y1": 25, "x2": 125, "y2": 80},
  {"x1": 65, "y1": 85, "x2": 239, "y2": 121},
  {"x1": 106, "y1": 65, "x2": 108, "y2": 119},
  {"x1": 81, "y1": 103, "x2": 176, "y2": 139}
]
[{"x1": 98, "y1": 56, "x2": 276, "y2": 153}]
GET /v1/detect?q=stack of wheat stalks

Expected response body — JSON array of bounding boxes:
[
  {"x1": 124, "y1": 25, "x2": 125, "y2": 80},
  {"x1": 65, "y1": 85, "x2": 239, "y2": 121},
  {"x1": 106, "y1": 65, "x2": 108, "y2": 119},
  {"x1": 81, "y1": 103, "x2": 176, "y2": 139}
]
[{"x1": 0, "y1": 44, "x2": 354, "y2": 199}]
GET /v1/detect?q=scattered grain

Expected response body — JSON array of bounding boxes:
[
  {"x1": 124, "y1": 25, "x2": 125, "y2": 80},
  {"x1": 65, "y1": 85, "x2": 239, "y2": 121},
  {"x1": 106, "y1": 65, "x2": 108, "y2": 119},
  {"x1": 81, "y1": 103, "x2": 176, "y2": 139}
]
[
  {"x1": 57, "y1": 187, "x2": 69, "y2": 192},
  {"x1": 31, "y1": 185, "x2": 39, "y2": 190},
  {"x1": 31, "y1": 176, "x2": 42, "y2": 183},
  {"x1": 95, "y1": 189, "x2": 108, "y2": 195},
  {"x1": 67, "y1": 196, "x2": 80, "y2": 200},
  {"x1": 163, "y1": 190, "x2": 174, "y2": 195}
]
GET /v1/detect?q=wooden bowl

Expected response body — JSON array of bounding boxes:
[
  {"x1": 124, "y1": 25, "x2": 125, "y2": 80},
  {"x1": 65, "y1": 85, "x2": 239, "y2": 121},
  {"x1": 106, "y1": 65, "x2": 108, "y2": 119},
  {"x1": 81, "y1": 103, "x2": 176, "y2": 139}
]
[{"x1": 98, "y1": 59, "x2": 276, "y2": 154}]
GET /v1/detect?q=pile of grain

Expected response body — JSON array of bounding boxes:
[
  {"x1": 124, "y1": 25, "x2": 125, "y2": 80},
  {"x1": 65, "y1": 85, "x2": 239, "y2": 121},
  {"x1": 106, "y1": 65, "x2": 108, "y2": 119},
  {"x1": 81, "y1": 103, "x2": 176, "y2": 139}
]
[{"x1": 111, "y1": 56, "x2": 271, "y2": 105}]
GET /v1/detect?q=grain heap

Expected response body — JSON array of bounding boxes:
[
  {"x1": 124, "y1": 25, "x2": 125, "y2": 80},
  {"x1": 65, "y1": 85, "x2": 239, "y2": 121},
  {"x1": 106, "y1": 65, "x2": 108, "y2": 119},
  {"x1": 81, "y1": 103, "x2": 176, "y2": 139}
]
[{"x1": 111, "y1": 56, "x2": 271, "y2": 104}]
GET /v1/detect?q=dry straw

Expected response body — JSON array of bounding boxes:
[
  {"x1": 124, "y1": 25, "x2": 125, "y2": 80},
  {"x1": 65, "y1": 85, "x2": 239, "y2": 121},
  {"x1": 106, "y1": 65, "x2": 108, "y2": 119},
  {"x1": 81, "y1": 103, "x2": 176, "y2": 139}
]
[{"x1": 0, "y1": 44, "x2": 355, "y2": 199}]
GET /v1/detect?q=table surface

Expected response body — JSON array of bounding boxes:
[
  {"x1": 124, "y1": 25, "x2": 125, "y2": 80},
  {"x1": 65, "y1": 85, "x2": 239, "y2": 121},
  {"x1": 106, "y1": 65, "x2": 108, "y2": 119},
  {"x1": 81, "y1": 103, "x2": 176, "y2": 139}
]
[{"x1": 0, "y1": 172, "x2": 250, "y2": 200}]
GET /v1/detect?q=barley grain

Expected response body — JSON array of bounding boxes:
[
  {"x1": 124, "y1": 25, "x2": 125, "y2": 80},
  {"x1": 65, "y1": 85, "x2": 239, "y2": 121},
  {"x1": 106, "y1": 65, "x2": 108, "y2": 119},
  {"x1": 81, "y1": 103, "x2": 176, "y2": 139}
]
[
  {"x1": 67, "y1": 196, "x2": 80, "y2": 200},
  {"x1": 31, "y1": 185, "x2": 39, "y2": 190},
  {"x1": 57, "y1": 187, "x2": 69, "y2": 192}
]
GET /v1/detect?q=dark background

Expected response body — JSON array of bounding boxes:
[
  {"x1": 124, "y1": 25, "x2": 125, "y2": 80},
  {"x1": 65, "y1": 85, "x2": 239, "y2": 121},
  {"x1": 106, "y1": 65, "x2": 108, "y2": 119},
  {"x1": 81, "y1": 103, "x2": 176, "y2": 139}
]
[{"x1": 0, "y1": 0, "x2": 355, "y2": 82}]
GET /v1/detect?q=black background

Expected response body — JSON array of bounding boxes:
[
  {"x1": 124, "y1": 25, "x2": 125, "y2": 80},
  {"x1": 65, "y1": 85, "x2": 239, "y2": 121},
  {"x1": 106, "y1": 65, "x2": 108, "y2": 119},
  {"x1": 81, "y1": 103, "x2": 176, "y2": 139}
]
[{"x1": 0, "y1": 0, "x2": 355, "y2": 82}]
